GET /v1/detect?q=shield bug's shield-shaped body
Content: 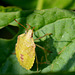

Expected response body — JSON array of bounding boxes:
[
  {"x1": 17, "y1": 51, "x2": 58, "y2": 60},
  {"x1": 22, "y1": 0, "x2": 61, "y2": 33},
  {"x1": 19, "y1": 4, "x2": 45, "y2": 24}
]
[{"x1": 15, "y1": 29, "x2": 35, "y2": 70}]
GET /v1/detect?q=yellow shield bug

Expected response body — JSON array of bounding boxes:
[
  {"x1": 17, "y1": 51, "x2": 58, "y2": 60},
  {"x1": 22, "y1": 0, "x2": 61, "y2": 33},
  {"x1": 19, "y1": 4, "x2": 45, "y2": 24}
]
[{"x1": 14, "y1": 19, "x2": 52, "y2": 71}]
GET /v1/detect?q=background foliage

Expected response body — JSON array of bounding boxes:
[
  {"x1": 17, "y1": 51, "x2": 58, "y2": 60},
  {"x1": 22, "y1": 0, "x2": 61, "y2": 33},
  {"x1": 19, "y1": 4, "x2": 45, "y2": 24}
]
[
  {"x1": 0, "y1": 0, "x2": 75, "y2": 75},
  {"x1": 0, "y1": 0, "x2": 75, "y2": 10}
]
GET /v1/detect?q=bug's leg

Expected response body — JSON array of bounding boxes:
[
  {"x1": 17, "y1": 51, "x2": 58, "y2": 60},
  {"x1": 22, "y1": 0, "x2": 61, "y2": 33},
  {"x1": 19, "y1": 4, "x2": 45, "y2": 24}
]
[
  {"x1": 34, "y1": 33, "x2": 52, "y2": 64},
  {"x1": 36, "y1": 44, "x2": 51, "y2": 63},
  {"x1": 34, "y1": 33, "x2": 52, "y2": 41},
  {"x1": 40, "y1": 56, "x2": 47, "y2": 64},
  {"x1": 38, "y1": 56, "x2": 50, "y2": 64},
  {"x1": 35, "y1": 52, "x2": 38, "y2": 72},
  {"x1": 36, "y1": 44, "x2": 52, "y2": 53},
  {"x1": 58, "y1": 46, "x2": 66, "y2": 54}
]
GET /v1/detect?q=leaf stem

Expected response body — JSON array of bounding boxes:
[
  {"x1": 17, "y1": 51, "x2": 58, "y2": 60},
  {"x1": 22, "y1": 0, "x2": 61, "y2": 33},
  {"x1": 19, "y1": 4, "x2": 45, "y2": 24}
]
[{"x1": 36, "y1": 0, "x2": 44, "y2": 10}]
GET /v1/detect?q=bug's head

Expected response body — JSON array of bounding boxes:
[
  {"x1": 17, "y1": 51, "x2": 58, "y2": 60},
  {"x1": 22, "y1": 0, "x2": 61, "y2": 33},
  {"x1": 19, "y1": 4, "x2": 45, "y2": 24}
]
[
  {"x1": 26, "y1": 29, "x2": 33, "y2": 38},
  {"x1": 14, "y1": 19, "x2": 35, "y2": 38}
]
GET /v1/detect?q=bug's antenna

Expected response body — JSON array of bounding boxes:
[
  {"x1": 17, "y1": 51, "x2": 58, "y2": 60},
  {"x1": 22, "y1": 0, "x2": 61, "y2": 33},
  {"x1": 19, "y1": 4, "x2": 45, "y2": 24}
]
[
  {"x1": 26, "y1": 24, "x2": 31, "y2": 27},
  {"x1": 26, "y1": 24, "x2": 35, "y2": 31},
  {"x1": 14, "y1": 19, "x2": 28, "y2": 31},
  {"x1": 32, "y1": 26, "x2": 35, "y2": 31},
  {"x1": 26, "y1": 24, "x2": 31, "y2": 30}
]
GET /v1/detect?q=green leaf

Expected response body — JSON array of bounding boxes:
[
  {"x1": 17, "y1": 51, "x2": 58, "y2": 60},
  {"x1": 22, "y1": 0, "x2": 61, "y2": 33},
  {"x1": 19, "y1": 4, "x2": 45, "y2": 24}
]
[
  {"x1": 0, "y1": 8, "x2": 75, "y2": 74},
  {"x1": 0, "y1": 9, "x2": 33, "y2": 29},
  {"x1": 0, "y1": 6, "x2": 22, "y2": 12}
]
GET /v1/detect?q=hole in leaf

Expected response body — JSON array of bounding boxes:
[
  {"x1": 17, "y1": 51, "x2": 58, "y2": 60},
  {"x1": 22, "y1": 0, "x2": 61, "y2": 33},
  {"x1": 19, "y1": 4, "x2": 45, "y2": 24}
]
[{"x1": 0, "y1": 25, "x2": 19, "y2": 39}]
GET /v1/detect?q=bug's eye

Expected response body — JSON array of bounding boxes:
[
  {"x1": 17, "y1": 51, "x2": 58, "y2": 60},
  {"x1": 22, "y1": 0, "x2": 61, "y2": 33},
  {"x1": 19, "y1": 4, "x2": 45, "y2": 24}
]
[{"x1": 31, "y1": 33, "x2": 33, "y2": 38}]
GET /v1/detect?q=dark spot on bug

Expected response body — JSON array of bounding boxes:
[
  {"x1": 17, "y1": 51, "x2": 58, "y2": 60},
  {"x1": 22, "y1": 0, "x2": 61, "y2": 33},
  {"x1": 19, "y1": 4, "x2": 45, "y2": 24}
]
[{"x1": 20, "y1": 54, "x2": 24, "y2": 61}]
